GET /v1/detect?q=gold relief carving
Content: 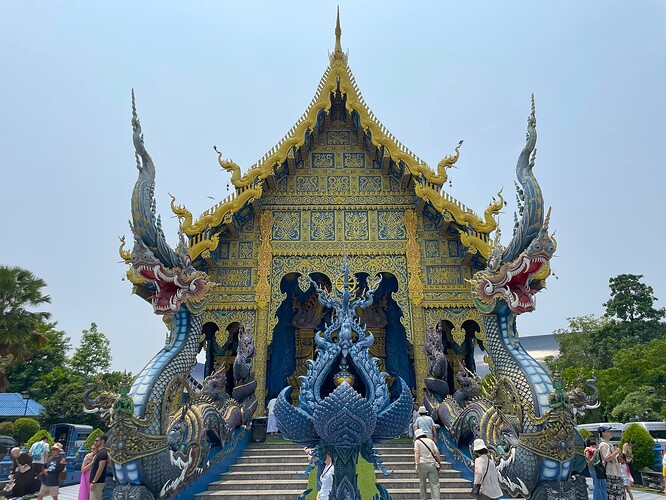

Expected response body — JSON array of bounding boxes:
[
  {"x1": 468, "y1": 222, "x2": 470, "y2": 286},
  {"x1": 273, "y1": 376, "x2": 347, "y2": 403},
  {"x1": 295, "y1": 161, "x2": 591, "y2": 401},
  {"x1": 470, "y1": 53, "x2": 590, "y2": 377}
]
[
  {"x1": 422, "y1": 306, "x2": 486, "y2": 347},
  {"x1": 255, "y1": 212, "x2": 273, "y2": 309},
  {"x1": 405, "y1": 210, "x2": 424, "y2": 305},
  {"x1": 450, "y1": 327, "x2": 466, "y2": 347},
  {"x1": 254, "y1": 307, "x2": 269, "y2": 414},
  {"x1": 411, "y1": 304, "x2": 427, "y2": 404}
]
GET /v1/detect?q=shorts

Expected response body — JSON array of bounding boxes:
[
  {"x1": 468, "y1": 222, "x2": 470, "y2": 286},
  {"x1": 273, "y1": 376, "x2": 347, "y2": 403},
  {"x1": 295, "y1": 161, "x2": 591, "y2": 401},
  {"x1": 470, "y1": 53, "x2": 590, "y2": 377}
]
[{"x1": 38, "y1": 483, "x2": 59, "y2": 497}]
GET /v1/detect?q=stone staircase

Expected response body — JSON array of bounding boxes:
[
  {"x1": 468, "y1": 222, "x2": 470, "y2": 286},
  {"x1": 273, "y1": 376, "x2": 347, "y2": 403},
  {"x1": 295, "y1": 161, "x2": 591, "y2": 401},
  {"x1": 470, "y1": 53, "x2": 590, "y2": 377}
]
[{"x1": 196, "y1": 440, "x2": 473, "y2": 500}]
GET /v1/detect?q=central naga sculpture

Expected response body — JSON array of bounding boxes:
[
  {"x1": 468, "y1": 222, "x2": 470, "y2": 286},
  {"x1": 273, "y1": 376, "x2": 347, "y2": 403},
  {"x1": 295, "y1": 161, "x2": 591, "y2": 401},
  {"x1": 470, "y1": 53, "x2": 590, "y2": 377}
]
[
  {"x1": 424, "y1": 97, "x2": 597, "y2": 500},
  {"x1": 274, "y1": 257, "x2": 414, "y2": 500},
  {"x1": 89, "y1": 93, "x2": 258, "y2": 500}
]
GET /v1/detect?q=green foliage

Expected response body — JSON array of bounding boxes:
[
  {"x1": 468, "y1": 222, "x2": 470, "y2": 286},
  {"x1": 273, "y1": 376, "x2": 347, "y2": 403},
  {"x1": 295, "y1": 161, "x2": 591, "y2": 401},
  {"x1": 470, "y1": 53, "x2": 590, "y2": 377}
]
[
  {"x1": 83, "y1": 428, "x2": 104, "y2": 453},
  {"x1": 26, "y1": 429, "x2": 54, "y2": 449},
  {"x1": 545, "y1": 315, "x2": 607, "y2": 373},
  {"x1": 305, "y1": 453, "x2": 378, "y2": 500},
  {"x1": 6, "y1": 321, "x2": 71, "y2": 397},
  {"x1": 620, "y1": 424, "x2": 656, "y2": 470},
  {"x1": 604, "y1": 274, "x2": 665, "y2": 322},
  {"x1": 40, "y1": 380, "x2": 105, "y2": 429},
  {"x1": 579, "y1": 428, "x2": 592, "y2": 440},
  {"x1": 0, "y1": 421, "x2": 14, "y2": 436},
  {"x1": 13, "y1": 418, "x2": 41, "y2": 445},
  {"x1": 70, "y1": 323, "x2": 111, "y2": 378},
  {"x1": 611, "y1": 386, "x2": 666, "y2": 423},
  {"x1": 0, "y1": 266, "x2": 51, "y2": 389}
]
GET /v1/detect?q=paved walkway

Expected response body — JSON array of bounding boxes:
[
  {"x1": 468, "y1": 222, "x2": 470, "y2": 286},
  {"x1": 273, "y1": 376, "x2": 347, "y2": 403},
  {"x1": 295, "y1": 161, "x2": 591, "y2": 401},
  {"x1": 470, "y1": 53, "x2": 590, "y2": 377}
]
[{"x1": 55, "y1": 480, "x2": 664, "y2": 500}]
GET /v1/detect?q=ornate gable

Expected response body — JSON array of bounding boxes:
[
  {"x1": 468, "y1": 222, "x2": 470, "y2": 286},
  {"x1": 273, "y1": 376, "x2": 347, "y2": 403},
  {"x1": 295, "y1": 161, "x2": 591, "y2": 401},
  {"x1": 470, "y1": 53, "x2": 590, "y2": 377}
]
[{"x1": 171, "y1": 10, "x2": 501, "y2": 261}]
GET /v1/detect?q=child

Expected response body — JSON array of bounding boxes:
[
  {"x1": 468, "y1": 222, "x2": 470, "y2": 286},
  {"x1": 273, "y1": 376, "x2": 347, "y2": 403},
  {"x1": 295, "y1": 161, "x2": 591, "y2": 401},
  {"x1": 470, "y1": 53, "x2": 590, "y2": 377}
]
[{"x1": 618, "y1": 453, "x2": 634, "y2": 500}]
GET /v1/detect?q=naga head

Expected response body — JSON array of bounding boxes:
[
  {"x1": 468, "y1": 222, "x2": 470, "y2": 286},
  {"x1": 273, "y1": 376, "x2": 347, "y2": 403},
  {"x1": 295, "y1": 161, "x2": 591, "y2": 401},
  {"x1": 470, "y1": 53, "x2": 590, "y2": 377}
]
[
  {"x1": 126, "y1": 91, "x2": 213, "y2": 315},
  {"x1": 470, "y1": 97, "x2": 556, "y2": 315},
  {"x1": 274, "y1": 258, "x2": 413, "y2": 450}
]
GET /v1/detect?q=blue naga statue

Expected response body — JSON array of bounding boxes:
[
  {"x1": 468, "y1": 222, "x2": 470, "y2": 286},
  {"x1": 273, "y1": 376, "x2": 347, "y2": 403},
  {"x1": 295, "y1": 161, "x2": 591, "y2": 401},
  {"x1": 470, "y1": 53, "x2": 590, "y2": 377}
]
[
  {"x1": 83, "y1": 93, "x2": 258, "y2": 500},
  {"x1": 425, "y1": 97, "x2": 597, "y2": 500},
  {"x1": 274, "y1": 258, "x2": 414, "y2": 500}
]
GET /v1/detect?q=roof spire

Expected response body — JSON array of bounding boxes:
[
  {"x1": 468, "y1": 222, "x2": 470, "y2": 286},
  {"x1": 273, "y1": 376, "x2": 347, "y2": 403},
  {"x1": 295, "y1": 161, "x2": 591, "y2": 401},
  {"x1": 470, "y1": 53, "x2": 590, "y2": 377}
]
[{"x1": 330, "y1": 6, "x2": 348, "y2": 66}]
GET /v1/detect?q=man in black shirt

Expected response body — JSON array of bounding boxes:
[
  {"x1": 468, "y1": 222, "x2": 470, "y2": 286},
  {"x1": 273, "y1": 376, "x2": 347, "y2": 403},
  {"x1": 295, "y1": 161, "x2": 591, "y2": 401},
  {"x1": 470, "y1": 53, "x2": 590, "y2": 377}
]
[
  {"x1": 37, "y1": 442, "x2": 66, "y2": 500},
  {"x1": 89, "y1": 434, "x2": 108, "y2": 500}
]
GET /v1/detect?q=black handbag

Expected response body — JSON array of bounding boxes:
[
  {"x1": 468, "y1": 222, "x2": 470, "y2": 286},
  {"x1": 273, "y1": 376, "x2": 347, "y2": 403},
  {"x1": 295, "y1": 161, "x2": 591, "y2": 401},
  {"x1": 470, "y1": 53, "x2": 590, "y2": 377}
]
[
  {"x1": 594, "y1": 461, "x2": 607, "y2": 480},
  {"x1": 472, "y1": 456, "x2": 490, "y2": 496}
]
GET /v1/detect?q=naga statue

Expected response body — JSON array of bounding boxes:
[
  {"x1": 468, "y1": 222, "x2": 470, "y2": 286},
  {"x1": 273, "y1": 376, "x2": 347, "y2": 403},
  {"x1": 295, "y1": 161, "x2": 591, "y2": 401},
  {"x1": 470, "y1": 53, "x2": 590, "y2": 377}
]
[
  {"x1": 422, "y1": 323, "x2": 449, "y2": 413},
  {"x1": 433, "y1": 97, "x2": 589, "y2": 499},
  {"x1": 274, "y1": 257, "x2": 414, "y2": 500},
  {"x1": 104, "y1": 92, "x2": 257, "y2": 500}
]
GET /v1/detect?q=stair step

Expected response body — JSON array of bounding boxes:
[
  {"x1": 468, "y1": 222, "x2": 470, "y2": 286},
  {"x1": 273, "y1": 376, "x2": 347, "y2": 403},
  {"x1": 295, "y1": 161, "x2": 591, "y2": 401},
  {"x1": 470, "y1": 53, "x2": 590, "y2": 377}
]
[
  {"x1": 196, "y1": 490, "x2": 308, "y2": 500},
  {"x1": 209, "y1": 479, "x2": 308, "y2": 491},
  {"x1": 383, "y1": 488, "x2": 475, "y2": 500}
]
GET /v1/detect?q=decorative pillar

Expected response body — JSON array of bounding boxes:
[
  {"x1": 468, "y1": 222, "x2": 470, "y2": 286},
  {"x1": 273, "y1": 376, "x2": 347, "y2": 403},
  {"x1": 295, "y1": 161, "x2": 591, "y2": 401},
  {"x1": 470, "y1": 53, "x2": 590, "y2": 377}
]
[
  {"x1": 405, "y1": 210, "x2": 427, "y2": 402},
  {"x1": 254, "y1": 211, "x2": 273, "y2": 415}
]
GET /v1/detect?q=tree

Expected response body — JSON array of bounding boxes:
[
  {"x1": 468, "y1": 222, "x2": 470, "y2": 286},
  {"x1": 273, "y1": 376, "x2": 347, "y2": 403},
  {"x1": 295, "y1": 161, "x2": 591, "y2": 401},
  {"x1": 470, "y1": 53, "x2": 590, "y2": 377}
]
[
  {"x1": 25, "y1": 429, "x2": 54, "y2": 450},
  {"x1": 13, "y1": 417, "x2": 41, "y2": 445},
  {"x1": 0, "y1": 266, "x2": 51, "y2": 390},
  {"x1": 40, "y1": 380, "x2": 105, "y2": 429},
  {"x1": 6, "y1": 320, "x2": 71, "y2": 396},
  {"x1": 611, "y1": 386, "x2": 666, "y2": 422},
  {"x1": 620, "y1": 424, "x2": 656, "y2": 470},
  {"x1": 70, "y1": 323, "x2": 111, "y2": 378},
  {"x1": 604, "y1": 274, "x2": 665, "y2": 322},
  {"x1": 545, "y1": 315, "x2": 607, "y2": 374}
]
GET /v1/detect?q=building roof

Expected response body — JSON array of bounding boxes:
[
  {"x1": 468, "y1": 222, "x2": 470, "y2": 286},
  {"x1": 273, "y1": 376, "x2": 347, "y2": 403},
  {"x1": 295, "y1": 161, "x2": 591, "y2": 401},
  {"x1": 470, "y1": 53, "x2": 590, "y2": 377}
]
[
  {"x1": 0, "y1": 393, "x2": 45, "y2": 418},
  {"x1": 169, "y1": 10, "x2": 502, "y2": 261}
]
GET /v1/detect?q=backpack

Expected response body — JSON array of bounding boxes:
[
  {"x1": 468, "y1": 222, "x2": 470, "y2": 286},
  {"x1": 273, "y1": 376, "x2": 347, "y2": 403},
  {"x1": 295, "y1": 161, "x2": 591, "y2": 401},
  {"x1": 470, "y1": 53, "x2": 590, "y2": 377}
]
[
  {"x1": 590, "y1": 448, "x2": 601, "y2": 466},
  {"x1": 31, "y1": 441, "x2": 45, "y2": 460},
  {"x1": 590, "y1": 447, "x2": 607, "y2": 479}
]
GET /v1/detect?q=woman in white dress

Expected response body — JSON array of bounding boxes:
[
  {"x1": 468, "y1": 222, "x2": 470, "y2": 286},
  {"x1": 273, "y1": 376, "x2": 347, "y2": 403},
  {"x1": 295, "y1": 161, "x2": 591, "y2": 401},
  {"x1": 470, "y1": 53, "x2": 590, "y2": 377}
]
[
  {"x1": 318, "y1": 454, "x2": 334, "y2": 500},
  {"x1": 266, "y1": 397, "x2": 278, "y2": 434}
]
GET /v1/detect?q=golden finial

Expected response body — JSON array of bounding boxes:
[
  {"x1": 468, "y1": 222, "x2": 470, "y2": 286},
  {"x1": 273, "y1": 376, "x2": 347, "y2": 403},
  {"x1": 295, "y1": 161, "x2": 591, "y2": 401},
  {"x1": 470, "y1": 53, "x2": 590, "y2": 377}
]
[{"x1": 329, "y1": 6, "x2": 348, "y2": 65}]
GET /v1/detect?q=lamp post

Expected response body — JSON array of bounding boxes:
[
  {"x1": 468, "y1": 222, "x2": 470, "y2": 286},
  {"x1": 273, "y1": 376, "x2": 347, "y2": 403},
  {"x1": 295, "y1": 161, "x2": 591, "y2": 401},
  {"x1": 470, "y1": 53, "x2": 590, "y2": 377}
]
[{"x1": 21, "y1": 391, "x2": 30, "y2": 417}]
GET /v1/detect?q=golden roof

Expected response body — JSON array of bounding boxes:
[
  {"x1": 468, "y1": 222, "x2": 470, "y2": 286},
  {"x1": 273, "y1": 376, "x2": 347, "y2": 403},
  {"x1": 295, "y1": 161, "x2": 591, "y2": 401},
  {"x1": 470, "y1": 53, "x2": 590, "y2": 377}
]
[{"x1": 171, "y1": 9, "x2": 501, "y2": 261}]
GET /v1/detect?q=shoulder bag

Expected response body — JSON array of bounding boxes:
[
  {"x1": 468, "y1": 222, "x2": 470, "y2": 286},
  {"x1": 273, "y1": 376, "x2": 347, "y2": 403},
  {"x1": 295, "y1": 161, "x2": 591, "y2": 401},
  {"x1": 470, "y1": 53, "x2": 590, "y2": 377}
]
[
  {"x1": 416, "y1": 436, "x2": 440, "y2": 470},
  {"x1": 472, "y1": 456, "x2": 489, "y2": 496}
]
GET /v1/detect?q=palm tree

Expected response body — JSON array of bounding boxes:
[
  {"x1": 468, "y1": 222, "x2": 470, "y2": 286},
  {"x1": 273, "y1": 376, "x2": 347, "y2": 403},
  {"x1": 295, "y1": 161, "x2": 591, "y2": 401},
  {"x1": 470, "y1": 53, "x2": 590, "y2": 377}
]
[{"x1": 0, "y1": 266, "x2": 51, "y2": 390}]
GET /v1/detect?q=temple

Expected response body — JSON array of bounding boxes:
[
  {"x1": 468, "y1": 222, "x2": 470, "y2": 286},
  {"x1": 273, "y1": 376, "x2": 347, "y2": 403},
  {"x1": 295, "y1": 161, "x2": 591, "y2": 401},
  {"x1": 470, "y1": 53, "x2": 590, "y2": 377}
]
[{"x1": 164, "y1": 11, "x2": 504, "y2": 413}]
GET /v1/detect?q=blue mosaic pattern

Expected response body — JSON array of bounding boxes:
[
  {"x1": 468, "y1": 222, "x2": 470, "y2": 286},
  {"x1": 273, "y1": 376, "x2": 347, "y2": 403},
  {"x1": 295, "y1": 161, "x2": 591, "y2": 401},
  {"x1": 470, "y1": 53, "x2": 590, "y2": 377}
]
[
  {"x1": 310, "y1": 211, "x2": 335, "y2": 241},
  {"x1": 238, "y1": 242, "x2": 253, "y2": 259},
  {"x1": 296, "y1": 176, "x2": 319, "y2": 192},
  {"x1": 358, "y1": 176, "x2": 381, "y2": 192},
  {"x1": 344, "y1": 211, "x2": 369, "y2": 240},
  {"x1": 326, "y1": 131, "x2": 350, "y2": 145},
  {"x1": 215, "y1": 268, "x2": 252, "y2": 288},
  {"x1": 423, "y1": 216, "x2": 441, "y2": 232},
  {"x1": 425, "y1": 240, "x2": 440, "y2": 258},
  {"x1": 447, "y1": 240, "x2": 462, "y2": 257},
  {"x1": 342, "y1": 152, "x2": 365, "y2": 168},
  {"x1": 312, "y1": 152, "x2": 335, "y2": 168},
  {"x1": 378, "y1": 210, "x2": 406, "y2": 240},
  {"x1": 327, "y1": 176, "x2": 350, "y2": 193},
  {"x1": 272, "y1": 211, "x2": 301, "y2": 240},
  {"x1": 214, "y1": 241, "x2": 230, "y2": 259}
]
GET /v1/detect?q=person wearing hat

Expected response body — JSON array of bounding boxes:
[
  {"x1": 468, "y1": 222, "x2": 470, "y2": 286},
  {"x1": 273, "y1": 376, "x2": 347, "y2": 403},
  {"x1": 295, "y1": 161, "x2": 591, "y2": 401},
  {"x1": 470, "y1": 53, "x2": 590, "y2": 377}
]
[
  {"x1": 414, "y1": 406, "x2": 438, "y2": 444},
  {"x1": 597, "y1": 426, "x2": 622, "y2": 500},
  {"x1": 37, "y1": 442, "x2": 66, "y2": 500},
  {"x1": 473, "y1": 439, "x2": 502, "y2": 500},
  {"x1": 414, "y1": 428, "x2": 441, "y2": 500}
]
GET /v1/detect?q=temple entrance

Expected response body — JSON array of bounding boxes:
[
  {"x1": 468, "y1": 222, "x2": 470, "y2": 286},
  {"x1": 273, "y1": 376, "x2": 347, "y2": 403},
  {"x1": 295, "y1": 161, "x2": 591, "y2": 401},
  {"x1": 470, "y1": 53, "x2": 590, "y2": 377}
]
[
  {"x1": 202, "y1": 320, "x2": 241, "y2": 395},
  {"x1": 265, "y1": 271, "x2": 415, "y2": 405},
  {"x1": 437, "y1": 319, "x2": 482, "y2": 395}
]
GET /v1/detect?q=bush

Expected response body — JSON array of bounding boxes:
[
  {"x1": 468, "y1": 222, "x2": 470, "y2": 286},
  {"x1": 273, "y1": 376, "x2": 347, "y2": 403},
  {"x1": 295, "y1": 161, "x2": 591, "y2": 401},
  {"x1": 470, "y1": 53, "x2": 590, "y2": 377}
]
[
  {"x1": 621, "y1": 423, "x2": 655, "y2": 470},
  {"x1": 578, "y1": 428, "x2": 592, "y2": 440},
  {"x1": 13, "y1": 418, "x2": 41, "y2": 445},
  {"x1": 0, "y1": 421, "x2": 14, "y2": 437},
  {"x1": 83, "y1": 429, "x2": 104, "y2": 453},
  {"x1": 26, "y1": 429, "x2": 54, "y2": 450}
]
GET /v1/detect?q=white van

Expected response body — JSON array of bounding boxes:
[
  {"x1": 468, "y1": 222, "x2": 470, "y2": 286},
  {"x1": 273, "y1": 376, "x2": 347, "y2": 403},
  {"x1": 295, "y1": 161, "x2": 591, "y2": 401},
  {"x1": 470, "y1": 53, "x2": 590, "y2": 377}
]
[
  {"x1": 576, "y1": 422, "x2": 625, "y2": 444},
  {"x1": 627, "y1": 421, "x2": 666, "y2": 442}
]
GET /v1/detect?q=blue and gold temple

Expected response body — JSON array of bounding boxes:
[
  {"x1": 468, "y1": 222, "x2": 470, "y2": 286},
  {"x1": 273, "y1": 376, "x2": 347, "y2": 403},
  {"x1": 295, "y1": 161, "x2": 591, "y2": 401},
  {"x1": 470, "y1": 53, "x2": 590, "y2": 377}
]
[{"x1": 166, "y1": 12, "x2": 503, "y2": 414}]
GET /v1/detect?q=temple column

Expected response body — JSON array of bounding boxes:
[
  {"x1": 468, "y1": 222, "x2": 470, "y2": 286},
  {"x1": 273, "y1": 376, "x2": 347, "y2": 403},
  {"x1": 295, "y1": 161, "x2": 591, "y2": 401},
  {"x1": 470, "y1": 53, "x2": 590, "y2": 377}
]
[
  {"x1": 405, "y1": 210, "x2": 427, "y2": 403},
  {"x1": 253, "y1": 211, "x2": 273, "y2": 415}
]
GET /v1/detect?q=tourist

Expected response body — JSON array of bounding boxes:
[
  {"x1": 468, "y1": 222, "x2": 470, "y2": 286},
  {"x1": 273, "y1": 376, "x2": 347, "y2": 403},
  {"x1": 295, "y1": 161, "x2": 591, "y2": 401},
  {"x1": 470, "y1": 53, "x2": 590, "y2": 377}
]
[
  {"x1": 37, "y1": 443, "x2": 66, "y2": 500},
  {"x1": 266, "y1": 397, "x2": 278, "y2": 434},
  {"x1": 29, "y1": 436, "x2": 50, "y2": 476},
  {"x1": 414, "y1": 428, "x2": 440, "y2": 500},
  {"x1": 472, "y1": 439, "x2": 502, "y2": 500},
  {"x1": 89, "y1": 435, "x2": 108, "y2": 500},
  {"x1": 584, "y1": 437, "x2": 602, "y2": 499},
  {"x1": 598, "y1": 426, "x2": 622, "y2": 500},
  {"x1": 662, "y1": 450, "x2": 666, "y2": 495},
  {"x1": 408, "y1": 402, "x2": 420, "y2": 438},
  {"x1": 622, "y1": 438, "x2": 636, "y2": 481},
  {"x1": 617, "y1": 453, "x2": 634, "y2": 500},
  {"x1": 414, "y1": 406, "x2": 438, "y2": 443},
  {"x1": 317, "y1": 453, "x2": 334, "y2": 500},
  {"x1": 78, "y1": 442, "x2": 98, "y2": 500},
  {"x1": 2, "y1": 449, "x2": 40, "y2": 499}
]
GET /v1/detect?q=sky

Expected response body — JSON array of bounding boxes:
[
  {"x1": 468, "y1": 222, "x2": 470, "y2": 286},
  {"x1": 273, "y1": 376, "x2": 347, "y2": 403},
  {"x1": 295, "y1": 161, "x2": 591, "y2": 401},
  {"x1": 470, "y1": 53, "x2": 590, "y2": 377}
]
[{"x1": 2, "y1": 1, "x2": 665, "y2": 374}]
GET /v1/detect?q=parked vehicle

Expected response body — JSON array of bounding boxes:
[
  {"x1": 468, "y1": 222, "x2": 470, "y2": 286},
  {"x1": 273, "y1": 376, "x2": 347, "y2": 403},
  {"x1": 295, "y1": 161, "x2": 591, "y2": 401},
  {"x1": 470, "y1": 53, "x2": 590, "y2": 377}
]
[
  {"x1": 576, "y1": 422, "x2": 625, "y2": 444},
  {"x1": 630, "y1": 421, "x2": 666, "y2": 442},
  {"x1": 49, "y1": 423, "x2": 94, "y2": 486}
]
